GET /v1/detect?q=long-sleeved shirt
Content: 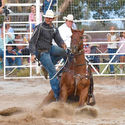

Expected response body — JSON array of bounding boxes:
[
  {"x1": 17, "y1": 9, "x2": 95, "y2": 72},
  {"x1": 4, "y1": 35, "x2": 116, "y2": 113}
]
[
  {"x1": 58, "y1": 23, "x2": 72, "y2": 48},
  {"x1": 29, "y1": 22, "x2": 64, "y2": 55}
]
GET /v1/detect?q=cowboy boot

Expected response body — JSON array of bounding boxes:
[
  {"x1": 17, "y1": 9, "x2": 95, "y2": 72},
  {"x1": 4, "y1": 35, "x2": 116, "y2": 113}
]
[{"x1": 41, "y1": 66, "x2": 48, "y2": 79}]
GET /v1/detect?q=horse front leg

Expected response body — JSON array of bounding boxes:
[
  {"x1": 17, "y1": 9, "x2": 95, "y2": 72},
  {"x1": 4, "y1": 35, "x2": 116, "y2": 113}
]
[
  {"x1": 78, "y1": 85, "x2": 89, "y2": 107},
  {"x1": 60, "y1": 85, "x2": 68, "y2": 102},
  {"x1": 38, "y1": 90, "x2": 55, "y2": 108}
]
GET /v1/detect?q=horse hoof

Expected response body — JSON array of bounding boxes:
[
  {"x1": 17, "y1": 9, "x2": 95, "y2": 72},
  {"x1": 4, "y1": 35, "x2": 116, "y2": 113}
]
[
  {"x1": 87, "y1": 95, "x2": 96, "y2": 106},
  {"x1": 87, "y1": 101, "x2": 96, "y2": 106}
]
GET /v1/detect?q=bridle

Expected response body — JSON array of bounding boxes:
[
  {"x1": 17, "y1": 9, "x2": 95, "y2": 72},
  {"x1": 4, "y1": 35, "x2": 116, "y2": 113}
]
[{"x1": 70, "y1": 36, "x2": 86, "y2": 67}]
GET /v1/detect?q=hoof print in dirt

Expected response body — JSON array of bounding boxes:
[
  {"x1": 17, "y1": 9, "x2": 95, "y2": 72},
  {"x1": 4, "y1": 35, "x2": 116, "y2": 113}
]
[
  {"x1": 75, "y1": 105, "x2": 98, "y2": 118},
  {"x1": 0, "y1": 107, "x2": 22, "y2": 116}
]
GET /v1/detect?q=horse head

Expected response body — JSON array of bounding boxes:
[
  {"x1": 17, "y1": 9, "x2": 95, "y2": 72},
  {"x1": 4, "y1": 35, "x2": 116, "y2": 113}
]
[{"x1": 71, "y1": 29, "x2": 84, "y2": 54}]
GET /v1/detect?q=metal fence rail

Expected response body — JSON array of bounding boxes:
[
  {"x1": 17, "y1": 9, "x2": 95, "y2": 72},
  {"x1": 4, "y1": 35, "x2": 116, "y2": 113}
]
[
  {"x1": 1, "y1": 0, "x2": 125, "y2": 79},
  {"x1": 3, "y1": 22, "x2": 125, "y2": 79}
]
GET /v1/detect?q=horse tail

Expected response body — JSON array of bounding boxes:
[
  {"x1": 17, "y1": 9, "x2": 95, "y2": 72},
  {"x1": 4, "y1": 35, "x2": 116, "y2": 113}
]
[
  {"x1": 87, "y1": 64, "x2": 96, "y2": 106},
  {"x1": 88, "y1": 65, "x2": 94, "y2": 94}
]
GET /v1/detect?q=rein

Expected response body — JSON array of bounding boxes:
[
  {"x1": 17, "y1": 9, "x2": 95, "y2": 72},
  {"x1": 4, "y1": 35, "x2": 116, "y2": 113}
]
[
  {"x1": 73, "y1": 49, "x2": 84, "y2": 56},
  {"x1": 70, "y1": 47, "x2": 90, "y2": 96}
]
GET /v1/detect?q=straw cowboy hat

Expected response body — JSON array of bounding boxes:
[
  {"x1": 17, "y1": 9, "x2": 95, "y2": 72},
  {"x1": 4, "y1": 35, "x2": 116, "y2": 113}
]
[
  {"x1": 63, "y1": 14, "x2": 74, "y2": 21},
  {"x1": 43, "y1": 10, "x2": 55, "y2": 18}
]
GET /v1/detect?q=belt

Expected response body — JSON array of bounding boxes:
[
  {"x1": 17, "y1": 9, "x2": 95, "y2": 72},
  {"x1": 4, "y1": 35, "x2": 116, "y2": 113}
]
[
  {"x1": 36, "y1": 50, "x2": 48, "y2": 60},
  {"x1": 38, "y1": 49, "x2": 48, "y2": 53}
]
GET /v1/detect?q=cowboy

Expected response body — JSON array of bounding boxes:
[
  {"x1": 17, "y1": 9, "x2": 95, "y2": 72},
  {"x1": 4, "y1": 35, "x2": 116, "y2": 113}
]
[
  {"x1": 29, "y1": 10, "x2": 67, "y2": 101},
  {"x1": 58, "y1": 14, "x2": 77, "y2": 48}
]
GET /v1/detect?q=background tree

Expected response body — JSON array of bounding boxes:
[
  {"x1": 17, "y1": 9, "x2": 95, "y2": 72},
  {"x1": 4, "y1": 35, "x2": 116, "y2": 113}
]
[{"x1": 58, "y1": 0, "x2": 125, "y2": 29}]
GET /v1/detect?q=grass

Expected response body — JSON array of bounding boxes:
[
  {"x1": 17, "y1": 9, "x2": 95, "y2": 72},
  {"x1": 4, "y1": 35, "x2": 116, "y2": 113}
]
[{"x1": 99, "y1": 64, "x2": 123, "y2": 74}]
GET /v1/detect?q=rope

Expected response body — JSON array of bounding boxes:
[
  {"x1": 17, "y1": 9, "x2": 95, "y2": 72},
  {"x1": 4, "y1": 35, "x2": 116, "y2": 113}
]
[
  {"x1": 39, "y1": 57, "x2": 68, "y2": 81},
  {"x1": 0, "y1": 67, "x2": 17, "y2": 78}
]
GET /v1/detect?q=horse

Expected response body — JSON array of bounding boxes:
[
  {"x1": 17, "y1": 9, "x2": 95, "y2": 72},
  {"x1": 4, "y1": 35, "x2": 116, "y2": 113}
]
[{"x1": 40, "y1": 29, "x2": 95, "y2": 107}]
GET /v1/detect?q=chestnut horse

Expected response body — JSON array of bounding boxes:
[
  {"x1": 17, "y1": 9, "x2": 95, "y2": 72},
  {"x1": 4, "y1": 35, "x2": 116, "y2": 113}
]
[{"x1": 41, "y1": 29, "x2": 95, "y2": 107}]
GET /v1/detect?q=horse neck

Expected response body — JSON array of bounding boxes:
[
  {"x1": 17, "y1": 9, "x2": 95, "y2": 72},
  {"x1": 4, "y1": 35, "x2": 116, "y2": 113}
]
[{"x1": 73, "y1": 52, "x2": 87, "y2": 74}]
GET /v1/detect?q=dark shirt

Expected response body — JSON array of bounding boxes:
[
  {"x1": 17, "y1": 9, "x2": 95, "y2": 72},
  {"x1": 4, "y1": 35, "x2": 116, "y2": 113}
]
[
  {"x1": 6, "y1": 50, "x2": 15, "y2": 64},
  {"x1": 0, "y1": 0, "x2": 2, "y2": 7},
  {"x1": 29, "y1": 22, "x2": 64, "y2": 55}
]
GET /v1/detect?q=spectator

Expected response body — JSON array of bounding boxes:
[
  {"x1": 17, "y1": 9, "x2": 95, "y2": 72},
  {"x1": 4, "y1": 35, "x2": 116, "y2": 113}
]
[
  {"x1": 118, "y1": 32, "x2": 125, "y2": 74},
  {"x1": 6, "y1": 42, "x2": 22, "y2": 70},
  {"x1": 29, "y1": 5, "x2": 42, "y2": 30},
  {"x1": 0, "y1": 0, "x2": 5, "y2": 14},
  {"x1": 15, "y1": 34, "x2": 30, "y2": 63},
  {"x1": 42, "y1": 0, "x2": 57, "y2": 14},
  {"x1": 5, "y1": 23, "x2": 15, "y2": 43},
  {"x1": 24, "y1": 25, "x2": 32, "y2": 43},
  {"x1": 107, "y1": 26, "x2": 119, "y2": 74},
  {"x1": 83, "y1": 35, "x2": 91, "y2": 60},
  {"x1": 15, "y1": 34, "x2": 30, "y2": 55},
  {"x1": 90, "y1": 44, "x2": 100, "y2": 72},
  {"x1": 58, "y1": 14, "x2": 74, "y2": 48},
  {"x1": 14, "y1": 34, "x2": 25, "y2": 50},
  {"x1": 0, "y1": 24, "x2": 4, "y2": 60},
  {"x1": 0, "y1": 19, "x2": 15, "y2": 44}
]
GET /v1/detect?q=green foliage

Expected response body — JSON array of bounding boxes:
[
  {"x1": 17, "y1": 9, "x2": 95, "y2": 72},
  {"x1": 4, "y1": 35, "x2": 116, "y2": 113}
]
[
  {"x1": 0, "y1": 16, "x2": 4, "y2": 24},
  {"x1": 85, "y1": 0, "x2": 125, "y2": 19},
  {"x1": 59, "y1": 0, "x2": 125, "y2": 19},
  {"x1": 58, "y1": 0, "x2": 125, "y2": 29},
  {"x1": 16, "y1": 68, "x2": 30, "y2": 77}
]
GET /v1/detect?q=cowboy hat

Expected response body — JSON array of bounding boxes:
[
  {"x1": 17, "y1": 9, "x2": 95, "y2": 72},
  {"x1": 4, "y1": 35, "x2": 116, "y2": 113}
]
[
  {"x1": 63, "y1": 14, "x2": 74, "y2": 21},
  {"x1": 43, "y1": 10, "x2": 55, "y2": 18}
]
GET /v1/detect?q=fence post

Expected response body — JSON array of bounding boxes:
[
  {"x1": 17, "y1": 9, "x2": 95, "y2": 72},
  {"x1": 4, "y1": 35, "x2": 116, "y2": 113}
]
[
  {"x1": 35, "y1": 0, "x2": 41, "y2": 74},
  {"x1": 36, "y1": 0, "x2": 40, "y2": 25}
]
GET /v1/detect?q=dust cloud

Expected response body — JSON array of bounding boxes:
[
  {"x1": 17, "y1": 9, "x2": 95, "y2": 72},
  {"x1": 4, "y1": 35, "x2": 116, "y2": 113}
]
[{"x1": 0, "y1": 77, "x2": 125, "y2": 125}]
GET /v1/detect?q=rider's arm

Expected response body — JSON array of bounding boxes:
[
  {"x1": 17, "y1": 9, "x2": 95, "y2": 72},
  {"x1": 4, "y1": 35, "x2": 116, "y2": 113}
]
[{"x1": 29, "y1": 25, "x2": 40, "y2": 55}]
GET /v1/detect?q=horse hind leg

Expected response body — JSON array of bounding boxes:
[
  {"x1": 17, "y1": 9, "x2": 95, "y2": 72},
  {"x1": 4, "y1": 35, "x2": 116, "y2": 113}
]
[{"x1": 87, "y1": 74, "x2": 96, "y2": 106}]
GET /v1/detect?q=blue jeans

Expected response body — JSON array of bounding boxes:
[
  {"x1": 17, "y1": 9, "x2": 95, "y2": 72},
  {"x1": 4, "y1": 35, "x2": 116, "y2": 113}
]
[
  {"x1": 6, "y1": 57, "x2": 22, "y2": 70},
  {"x1": 39, "y1": 45, "x2": 66, "y2": 100},
  {"x1": 0, "y1": 48, "x2": 4, "y2": 59},
  {"x1": 0, "y1": 49, "x2": 4, "y2": 69},
  {"x1": 108, "y1": 48, "x2": 117, "y2": 73}
]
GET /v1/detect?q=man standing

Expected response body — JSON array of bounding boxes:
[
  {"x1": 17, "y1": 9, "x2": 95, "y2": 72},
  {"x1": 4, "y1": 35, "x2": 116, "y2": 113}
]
[
  {"x1": 107, "y1": 26, "x2": 119, "y2": 74},
  {"x1": 58, "y1": 14, "x2": 76, "y2": 48},
  {"x1": 29, "y1": 10, "x2": 67, "y2": 101}
]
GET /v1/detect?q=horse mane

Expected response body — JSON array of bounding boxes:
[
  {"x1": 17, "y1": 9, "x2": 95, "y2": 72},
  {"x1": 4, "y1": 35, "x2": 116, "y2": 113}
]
[{"x1": 71, "y1": 28, "x2": 84, "y2": 34}]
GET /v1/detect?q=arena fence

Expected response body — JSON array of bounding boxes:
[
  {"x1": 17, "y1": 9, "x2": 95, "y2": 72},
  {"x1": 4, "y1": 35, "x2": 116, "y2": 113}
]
[
  {"x1": 2, "y1": 0, "x2": 125, "y2": 79},
  {"x1": 3, "y1": 21, "x2": 125, "y2": 79}
]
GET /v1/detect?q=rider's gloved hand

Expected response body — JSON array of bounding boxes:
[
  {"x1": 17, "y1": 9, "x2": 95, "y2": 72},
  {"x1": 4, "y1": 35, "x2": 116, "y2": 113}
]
[
  {"x1": 61, "y1": 43, "x2": 67, "y2": 50},
  {"x1": 31, "y1": 55, "x2": 36, "y2": 63}
]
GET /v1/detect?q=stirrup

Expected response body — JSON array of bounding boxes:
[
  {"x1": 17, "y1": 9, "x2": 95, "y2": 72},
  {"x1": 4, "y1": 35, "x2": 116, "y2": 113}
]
[{"x1": 87, "y1": 94, "x2": 96, "y2": 106}]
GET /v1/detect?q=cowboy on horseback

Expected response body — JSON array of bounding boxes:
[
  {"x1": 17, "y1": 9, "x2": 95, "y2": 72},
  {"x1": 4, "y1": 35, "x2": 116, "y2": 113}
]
[{"x1": 29, "y1": 10, "x2": 67, "y2": 101}]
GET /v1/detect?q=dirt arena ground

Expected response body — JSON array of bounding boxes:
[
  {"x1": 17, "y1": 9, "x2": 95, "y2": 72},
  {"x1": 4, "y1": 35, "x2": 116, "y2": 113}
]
[{"x1": 0, "y1": 76, "x2": 125, "y2": 125}]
